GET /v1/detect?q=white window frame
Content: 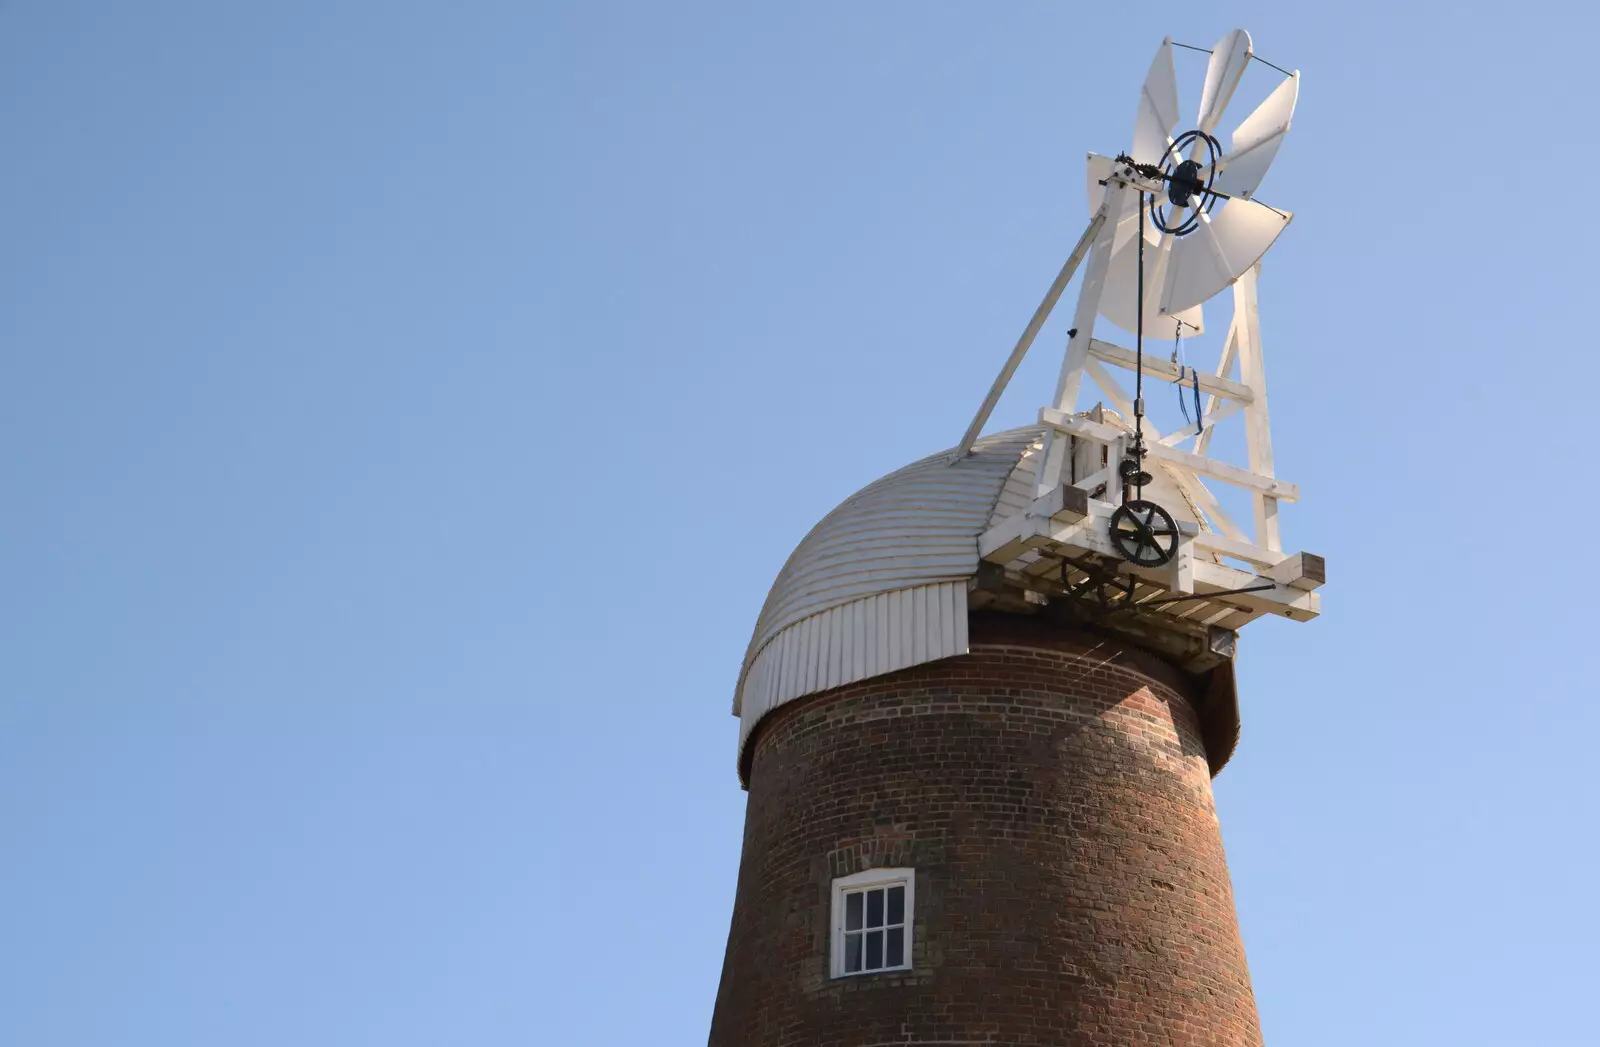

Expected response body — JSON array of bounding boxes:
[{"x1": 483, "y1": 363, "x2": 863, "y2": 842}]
[{"x1": 830, "y1": 868, "x2": 914, "y2": 978}]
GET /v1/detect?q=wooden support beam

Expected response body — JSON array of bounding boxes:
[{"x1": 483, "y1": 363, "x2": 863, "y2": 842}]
[
  {"x1": 1052, "y1": 181, "x2": 1131, "y2": 414},
  {"x1": 1072, "y1": 465, "x2": 1113, "y2": 495},
  {"x1": 1191, "y1": 560, "x2": 1319, "y2": 620},
  {"x1": 1192, "y1": 531, "x2": 1287, "y2": 570},
  {"x1": 1196, "y1": 318, "x2": 1239, "y2": 458},
  {"x1": 1265, "y1": 551, "x2": 1326, "y2": 591},
  {"x1": 1167, "y1": 535, "x2": 1195, "y2": 595},
  {"x1": 1029, "y1": 484, "x2": 1090, "y2": 523},
  {"x1": 1037, "y1": 178, "x2": 1133, "y2": 496},
  {"x1": 977, "y1": 514, "x2": 1049, "y2": 563},
  {"x1": 968, "y1": 562, "x2": 1049, "y2": 612},
  {"x1": 1085, "y1": 358, "x2": 1135, "y2": 419},
  {"x1": 1088, "y1": 338, "x2": 1256, "y2": 403},
  {"x1": 1159, "y1": 398, "x2": 1243, "y2": 447},
  {"x1": 1155, "y1": 460, "x2": 1247, "y2": 542},
  {"x1": 1234, "y1": 265, "x2": 1282, "y2": 551},
  {"x1": 953, "y1": 209, "x2": 1109, "y2": 460},
  {"x1": 1036, "y1": 407, "x2": 1123, "y2": 444},
  {"x1": 1148, "y1": 441, "x2": 1299, "y2": 502},
  {"x1": 976, "y1": 540, "x2": 1316, "y2": 637}
]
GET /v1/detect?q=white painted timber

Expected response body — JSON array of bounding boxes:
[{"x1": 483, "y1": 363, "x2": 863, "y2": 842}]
[
  {"x1": 955, "y1": 215, "x2": 1107, "y2": 460},
  {"x1": 1265, "y1": 551, "x2": 1325, "y2": 590},
  {"x1": 738, "y1": 581, "x2": 969, "y2": 761},
  {"x1": 1197, "y1": 29, "x2": 1253, "y2": 135},
  {"x1": 734, "y1": 427, "x2": 1040, "y2": 762},
  {"x1": 1037, "y1": 407, "x2": 1299, "y2": 501},
  {"x1": 1087, "y1": 338, "x2": 1254, "y2": 403}
]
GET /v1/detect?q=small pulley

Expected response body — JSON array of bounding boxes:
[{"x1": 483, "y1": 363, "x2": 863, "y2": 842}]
[
  {"x1": 1109, "y1": 499, "x2": 1179, "y2": 567},
  {"x1": 1118, "y1": 456, "x2": 1153, "y2": 489}
]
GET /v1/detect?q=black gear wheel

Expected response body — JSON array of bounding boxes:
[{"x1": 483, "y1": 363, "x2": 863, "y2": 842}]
[{"x1": 1108, "y1": 499, "x2": 1179, "y2": 567}]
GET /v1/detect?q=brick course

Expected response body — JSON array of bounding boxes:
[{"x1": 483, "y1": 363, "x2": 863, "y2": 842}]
[{"x1": 709, "y1": 613, "x2": 1262, "y2": 1047}]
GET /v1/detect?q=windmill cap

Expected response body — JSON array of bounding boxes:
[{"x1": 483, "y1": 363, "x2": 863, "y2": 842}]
[{"x1": 732, "y1": 423, "x2": 1231, "y2": 782}]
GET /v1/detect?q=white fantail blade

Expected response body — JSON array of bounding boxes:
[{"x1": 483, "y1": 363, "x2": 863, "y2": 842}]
[
  {"x1": 1085, "y1": 153, "x2": 1118, "y2": 215},
  {"x1": 1160, "y1": 199, "x2": 1291, "y2": 315},
  {"x1": 1211, "y1": 72, "x2": 1299, "y2": 200},
  {"x1": 1133, "y1": 39, "x2": 1181, "y2": 165},
  {"x1": 1195, "y1": 28, "x2": 1252, "y2": 135},
  {"x1": 1099, "y1": 231, "x2": 1206, "y2": 337}
]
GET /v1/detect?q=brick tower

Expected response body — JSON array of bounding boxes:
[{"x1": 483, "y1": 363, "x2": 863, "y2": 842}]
[
  {"x1": 711, "y1": 606, "x2": 1262, "y2": 1045},
  {"x1": 710, "y1": 29, "x2": 1321, "y2": 1047}
]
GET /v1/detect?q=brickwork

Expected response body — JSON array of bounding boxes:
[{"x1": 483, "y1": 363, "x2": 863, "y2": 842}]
[{"x1": 709, "y1": 614, "x2": 1262, "y2": 1047}]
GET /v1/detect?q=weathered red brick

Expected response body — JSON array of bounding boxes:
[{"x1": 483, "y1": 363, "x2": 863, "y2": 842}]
[{"x1": 709, "y1": 613, "x2": 1262, "y2": 1047}]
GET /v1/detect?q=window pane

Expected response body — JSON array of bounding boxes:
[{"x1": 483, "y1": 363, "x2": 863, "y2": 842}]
[
  {"x1": 845, "y1": 891, "x2": 863, "y2": 931},
  {"x1": 865, "y1": 929, "x2": 884, "y2": 969},
  {"x1": 844, "y1": 932, "x2": 862, "y2": 973},
  {"x1": 887, "y1": 885, "x2": 905, "y2": 925},
  {"x1": 866, "y1": 888, "x2": 884, "y2": 928},
  {"x1": 886, "y1": 927, "x2": 904, "y2": 967}
]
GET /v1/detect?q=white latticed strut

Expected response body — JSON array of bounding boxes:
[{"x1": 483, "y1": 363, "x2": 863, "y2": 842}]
[{"x1": 950, "y1": 27, "x2": 1322, "y2": 640}]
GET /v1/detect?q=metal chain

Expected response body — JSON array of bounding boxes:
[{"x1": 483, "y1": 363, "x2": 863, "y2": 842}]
[{"x1": 1133, "y1": 191, "x2": 1146, "y2": 502}]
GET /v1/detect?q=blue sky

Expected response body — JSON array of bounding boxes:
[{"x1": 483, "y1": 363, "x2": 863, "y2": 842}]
[{"x1": 2, "y1": 3, "x2": 1595, "y2": 1045}]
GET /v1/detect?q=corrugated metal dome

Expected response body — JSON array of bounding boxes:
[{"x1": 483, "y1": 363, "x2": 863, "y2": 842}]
[{"x1": 733, "y1": 421, "x2": 1210, "y2": 777}]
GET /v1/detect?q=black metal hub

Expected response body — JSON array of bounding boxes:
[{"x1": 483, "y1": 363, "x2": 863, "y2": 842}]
[
  {"x1": 1151, "y1": 129, "x2": 1223, "y2": 237},
  {"x1": 1166, "y1": 159, "x2": 1206, "y2": 208}
]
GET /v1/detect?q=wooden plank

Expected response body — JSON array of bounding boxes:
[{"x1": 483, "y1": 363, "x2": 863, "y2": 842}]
[
  {"x1": 978, "y1": 507, "x2": 1043, "y2": 561},
  {"x1": 1234, "y1": 265, "x2": 1282, "y2": 550},
  {"x1": 1030, "y1": 483, "x2": 1090, "y2": 523},
  {"x1": 1167, "y1": 536, "x2": 1195, "y2": 595},
  {"x1": 1085, "y1": 358, "x2": 1136, "y2": 419},
  {"x1": 1162, "y1": 464, "x2": 1248, "y2": 542},
  {"x1": 1037, "y1": 179, "x2": 1131, "y2": 496},
  {"x1": 1159, "y1": 397, "x2": 1243, "y2": 447},
  {"x1": 1071, "y1": 465, "x2": 1113, "y2": 495},
  {"x1": 801, "y1": 614, "x2": 818, "y2": 695},
  {"x1": 877, "y1": 592, "x2": 894, "y2": 678},
  {"x1": 921, "y1": 585, "x2": 934, "y2": 659},
  {"x1": 1192, "y1": 531, "x2": 1287, "y2": 569},
  {"x1": 1265, "y1": 551, "x2": 1326, "y2": 590},
  {"x1": 1212, "y1": 608, "x2": 1262, "y2": 630},
  {"x1": 1038, "y1": 406, "x2": 1123, "y2": 444},
  {"x1": 849, "y1": 598, "x2": 865, "y2": 683},
  {"x1": 953, "y1": 583, "x2": 969, "y2": 653},
  {"x1": 1191, "y1": 559, "x2": 1319, "y2": 620},
  {"x1": 1052, "y1": 181, "x2": 1129, "y2": 413},
  {"x1": 1088, "y1": 338, "x2": 1255, "y2": 402},
  {"x1": 1021, "y1": 556, "x2": 1061, "y2": 581},
  {"x1": 1147, "y1": 441, "x2": 1299, "y2": 501},
  {"x1": 1196, "y1": 318, "x2": 1239, "y2": 458}
]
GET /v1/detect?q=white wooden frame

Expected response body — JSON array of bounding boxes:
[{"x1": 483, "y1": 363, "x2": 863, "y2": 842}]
[
  {"x1": 830, "y1": 868, "x2": 915, "y2": 979},
  {"x1": 955, "y1": 159, "x2": 1320, "y2": 628},
  {"x1": 1034, "y1": 261, "x2": 1288, "y2": 557}
]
